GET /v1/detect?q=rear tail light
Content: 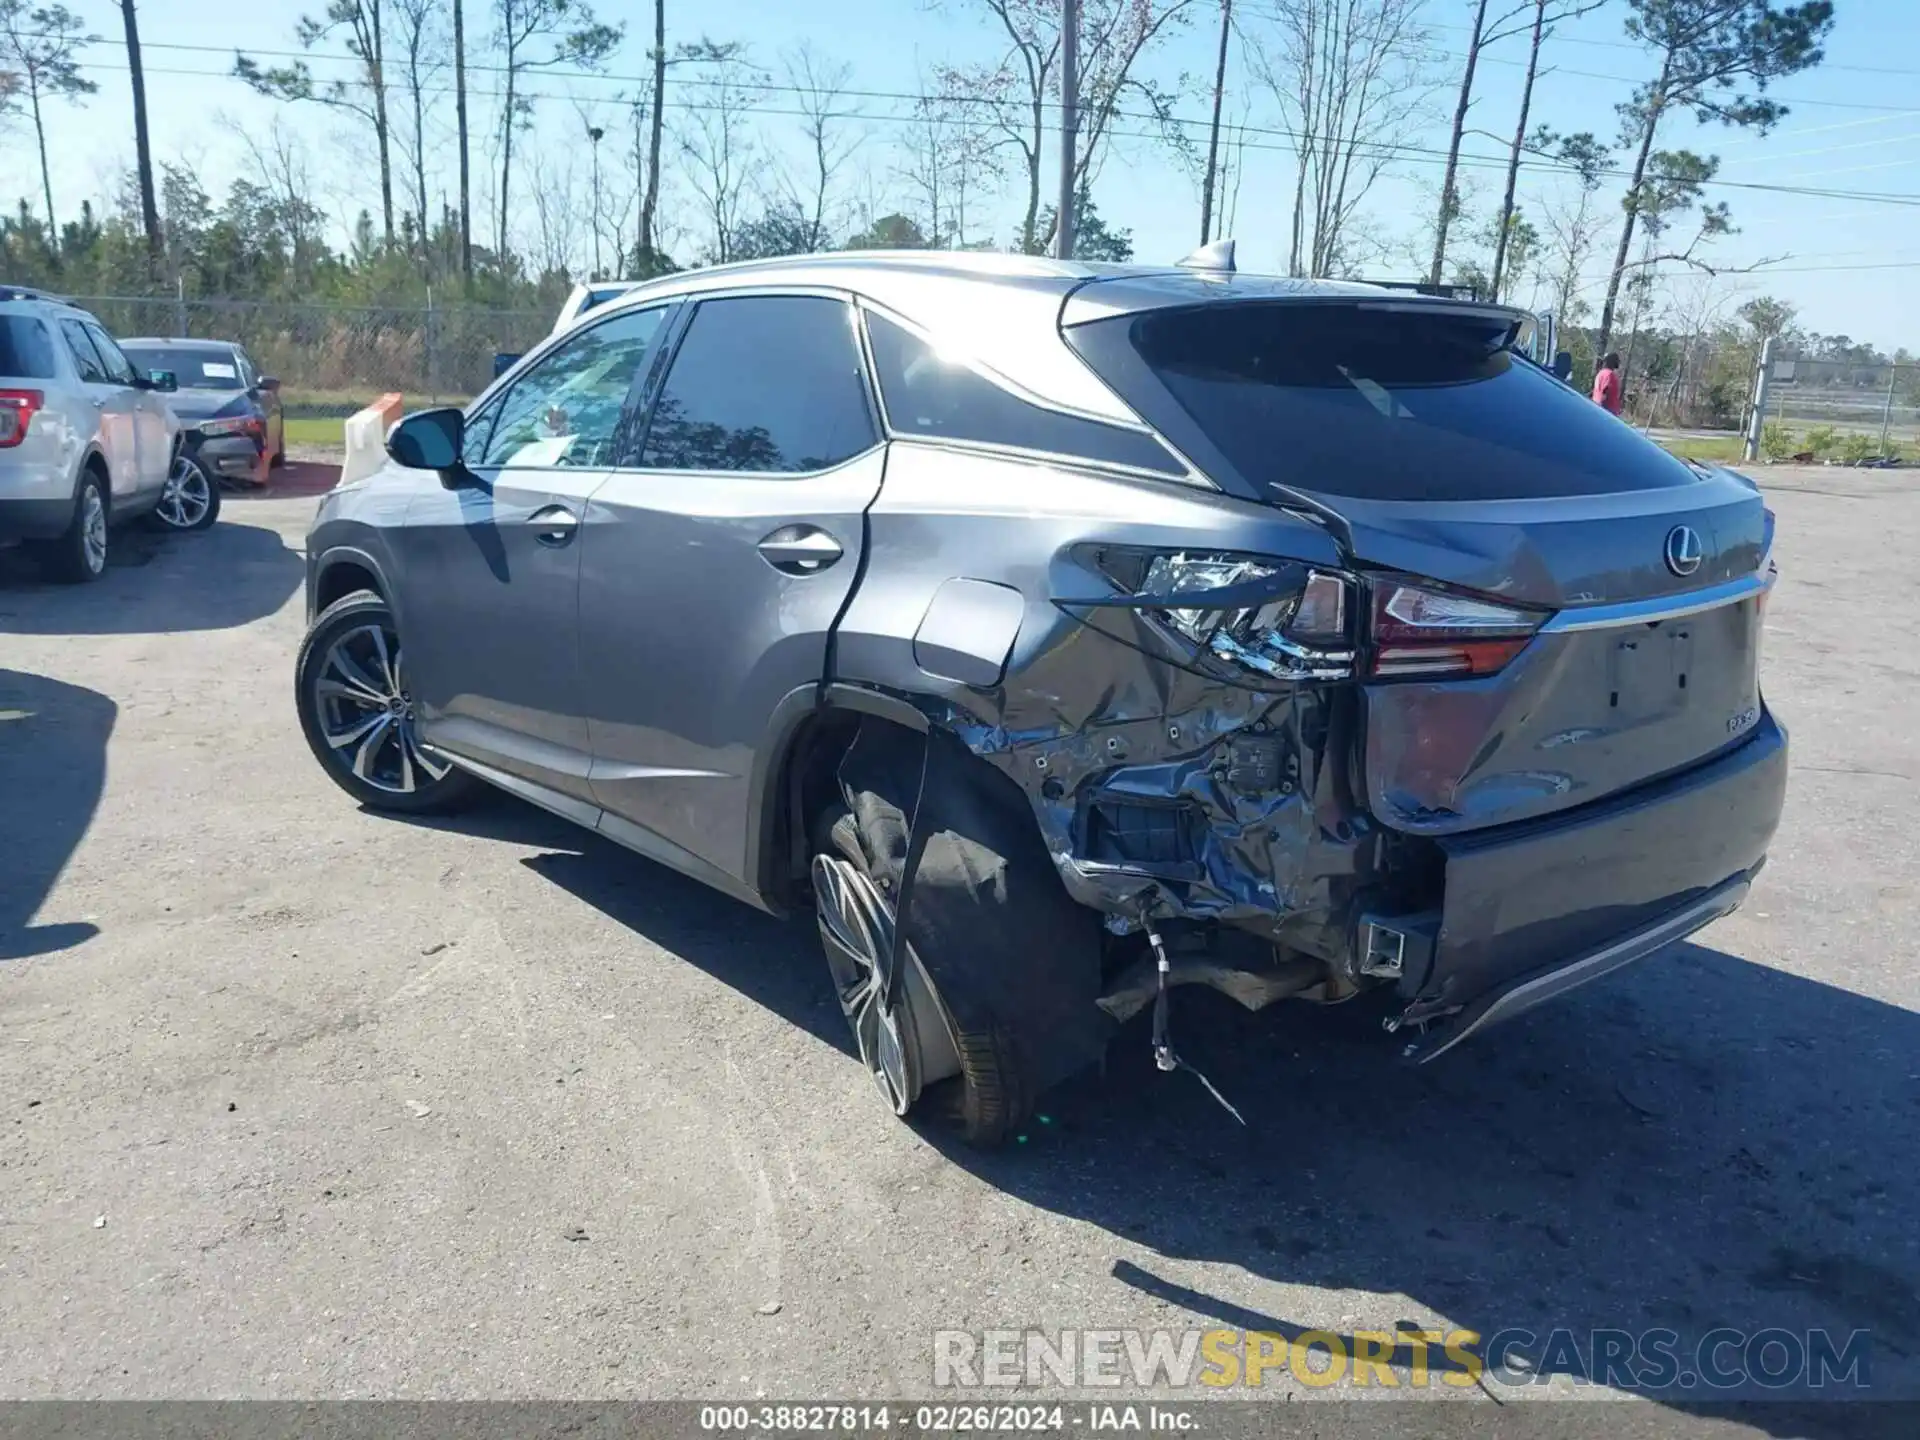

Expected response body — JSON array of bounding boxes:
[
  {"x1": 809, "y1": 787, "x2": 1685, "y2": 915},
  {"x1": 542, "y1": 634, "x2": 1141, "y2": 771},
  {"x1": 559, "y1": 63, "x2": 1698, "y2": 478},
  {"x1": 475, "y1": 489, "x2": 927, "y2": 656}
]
[
  {"x1": 1369, "y1": 579, "x2": 1547, "y2": 679},
  {"x1": 0, "y1": 389, "x2": 43, "y2": 448},
  {"x1": 199, "y1": 415, "x2": 265, "y2": 442},
  {"x1": 1079, "y1": 549, "x2": 1357, "y2": 685}
]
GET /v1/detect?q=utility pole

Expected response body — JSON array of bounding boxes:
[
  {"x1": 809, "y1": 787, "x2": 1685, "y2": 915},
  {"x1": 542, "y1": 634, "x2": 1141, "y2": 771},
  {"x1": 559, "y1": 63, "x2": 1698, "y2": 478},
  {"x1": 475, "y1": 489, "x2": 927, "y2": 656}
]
[
  {"x1": 1055, "y1": 0, "x2": 1079, "y2": 260},
  {"x1": 587, "y1": 123, "x2": 605, "y2": 278},
  {"x1": 1199, "y1": 0, "x2": 1233, "y2": 245},
  {"x1": 1744, "y1": 335, "x2": 1776, "y2": 464}
]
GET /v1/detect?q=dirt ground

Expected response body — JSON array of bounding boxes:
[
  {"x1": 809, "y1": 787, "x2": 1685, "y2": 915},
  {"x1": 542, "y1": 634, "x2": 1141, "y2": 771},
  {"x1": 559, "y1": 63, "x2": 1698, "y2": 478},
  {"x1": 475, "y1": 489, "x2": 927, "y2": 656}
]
[{"x1": 2, "y1": 466, "x2": 1916, "y2": 1426}]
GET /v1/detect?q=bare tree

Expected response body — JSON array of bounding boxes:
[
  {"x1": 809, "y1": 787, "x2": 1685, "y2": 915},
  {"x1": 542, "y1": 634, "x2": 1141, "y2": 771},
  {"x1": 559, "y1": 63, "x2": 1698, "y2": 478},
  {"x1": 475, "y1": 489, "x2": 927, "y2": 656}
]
[
  {"x1": 0, "y1": 2, "x2": 98, "y2": 243},
  {"x1": 118, "y1": 0, "x2": 162, "y2": 275},
  {"x1": 492, "y1": 0, "x2": 621, "y2": 259},
  {"x1": 454, "y1": 0, "x2": 472, "y2": 283},
  {"x1": 237, "y1": 117, "x2": 328, "y2": 284},
  {"x1": 675, "y1": 50, "x2": 763, "y2": 263},
  {"x1": 1198, "y1": 0, "x2": 1232, "y2": 244},
  {"x1": 1427, "y1": 0, "x2": 1536, "y2": 286},
  {"x1": 898, "y1": 74, "x2": 1007, "y2": 248},
  {"x1": 526, "y1": 145, "x2": 582, "y2": 276},
  {"x1": 630, "y1": 36, "x2": 739, "y2": 272},
  {"x1": 389, "y1": 0, "x2": 442, "y2": 251},
  {"x1": 1250, "y1": 0, "x2": 1435, "y2": 278},
  {"x1": 941, "y1": 0, "x2": 1194, "y2": 255},
  {"x1": 1489, "y1": 0, "x2": 1606, "y2": 297},
  {"x1": 776, "y1": 43, "x2": 862, "y2": 253},
  {"x1": 1536, "y1": 129, "x2": 1611, "y2": 319},
  {"x1": 235, "y1": 0, "x2": 398, "y2": 248}
]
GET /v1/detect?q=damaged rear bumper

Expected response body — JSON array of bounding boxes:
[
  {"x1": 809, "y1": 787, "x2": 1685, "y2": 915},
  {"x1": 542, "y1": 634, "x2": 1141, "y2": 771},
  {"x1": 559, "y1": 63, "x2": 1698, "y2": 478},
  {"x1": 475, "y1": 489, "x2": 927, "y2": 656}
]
[
  {"x1": 1389, "y1": 706, "x2": 1788, "y2": 1057},
  {"x1": 1393, "y1": 873, "x2": 1753, "y2": 1062}
]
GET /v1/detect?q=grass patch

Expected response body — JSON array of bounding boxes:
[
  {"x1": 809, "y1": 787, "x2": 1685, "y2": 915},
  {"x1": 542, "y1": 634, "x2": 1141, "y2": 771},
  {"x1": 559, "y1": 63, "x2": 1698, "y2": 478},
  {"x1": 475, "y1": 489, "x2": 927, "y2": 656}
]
[
  {"x1": 1657, "y1": 435, "x2": 1749, "y2": 464},
  {"x1": 284, "y1": 416, "x2": 347, "y2": 447}
]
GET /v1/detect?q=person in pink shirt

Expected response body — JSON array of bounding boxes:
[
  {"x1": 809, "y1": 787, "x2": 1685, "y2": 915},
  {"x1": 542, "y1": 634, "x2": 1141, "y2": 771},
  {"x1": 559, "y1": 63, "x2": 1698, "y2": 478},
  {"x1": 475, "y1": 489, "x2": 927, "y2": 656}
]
[{"x1": 1591, "y1": 351, "x2": 1624, "y2": 415}]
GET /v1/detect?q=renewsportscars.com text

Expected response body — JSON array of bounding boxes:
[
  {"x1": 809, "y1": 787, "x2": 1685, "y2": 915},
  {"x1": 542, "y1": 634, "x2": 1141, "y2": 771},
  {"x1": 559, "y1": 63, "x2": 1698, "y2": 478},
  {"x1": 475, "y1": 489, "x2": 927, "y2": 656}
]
[{"x1": 933, "y1": 1326, "x2": 1872, "y2": 1392}]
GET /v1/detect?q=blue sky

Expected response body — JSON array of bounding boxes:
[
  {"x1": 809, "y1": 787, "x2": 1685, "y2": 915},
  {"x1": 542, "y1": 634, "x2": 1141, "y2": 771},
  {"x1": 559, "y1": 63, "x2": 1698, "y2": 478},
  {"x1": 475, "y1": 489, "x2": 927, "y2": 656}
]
[{"x1": 27, "y1": 0, "x2": 1920, "y2": 350}]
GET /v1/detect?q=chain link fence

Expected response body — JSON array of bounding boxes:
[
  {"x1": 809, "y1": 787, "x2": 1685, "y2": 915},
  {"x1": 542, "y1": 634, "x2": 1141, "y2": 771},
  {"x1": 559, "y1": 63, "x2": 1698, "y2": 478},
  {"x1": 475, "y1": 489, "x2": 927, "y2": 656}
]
[
  {"x1": 70, "y1": 296, "x2": 554, "y2": 427},
  {"x1": 1759, "y1": 355, "x2": 1920, "y2": 462}
]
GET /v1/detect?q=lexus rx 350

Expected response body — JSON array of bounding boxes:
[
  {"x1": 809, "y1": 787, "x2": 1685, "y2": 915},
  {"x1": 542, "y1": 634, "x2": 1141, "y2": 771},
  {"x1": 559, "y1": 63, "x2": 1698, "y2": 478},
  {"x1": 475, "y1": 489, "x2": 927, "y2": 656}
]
[{"x1": 294, "y1": 249, "x2": 1787, "y2": 1144}]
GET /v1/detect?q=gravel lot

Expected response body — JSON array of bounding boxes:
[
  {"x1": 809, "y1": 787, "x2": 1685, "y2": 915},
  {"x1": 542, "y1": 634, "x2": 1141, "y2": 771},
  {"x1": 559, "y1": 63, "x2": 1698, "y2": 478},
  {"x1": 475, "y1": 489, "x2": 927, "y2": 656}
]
[{"x1": 2, "y1": 467, "x2": 1917, "y2": 1424}]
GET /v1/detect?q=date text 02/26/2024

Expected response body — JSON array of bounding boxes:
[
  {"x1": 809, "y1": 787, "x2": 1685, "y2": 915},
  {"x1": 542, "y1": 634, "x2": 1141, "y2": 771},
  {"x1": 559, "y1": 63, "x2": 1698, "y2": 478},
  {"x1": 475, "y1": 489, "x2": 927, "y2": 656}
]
[{"x1": 698, "y1": 1405, "x2": 1197, "y2": 1433}]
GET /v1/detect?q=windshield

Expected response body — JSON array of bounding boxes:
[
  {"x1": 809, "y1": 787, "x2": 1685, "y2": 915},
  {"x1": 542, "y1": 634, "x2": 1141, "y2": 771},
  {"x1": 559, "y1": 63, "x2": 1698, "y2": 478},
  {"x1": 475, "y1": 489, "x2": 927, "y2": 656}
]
[{"x1": 122, "y1": 346, "x2": 245, "y2": 390}]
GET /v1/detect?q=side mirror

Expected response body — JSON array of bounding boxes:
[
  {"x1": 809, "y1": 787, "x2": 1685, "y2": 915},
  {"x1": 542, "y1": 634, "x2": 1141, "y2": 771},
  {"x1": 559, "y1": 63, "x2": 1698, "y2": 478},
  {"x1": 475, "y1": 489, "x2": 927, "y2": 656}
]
[
  {"x1": 146, "y1": 369, "x2": 178, "y2": 393},
  {"x1": 387, "y1": 406, "x2": 469, "y2": 486},
  {"x1": 257, "y1": 375, "x2": 281, "y2": 393},
  {"x1": 1551, "y1": 351, "x2": 1574, "y2": 383}
]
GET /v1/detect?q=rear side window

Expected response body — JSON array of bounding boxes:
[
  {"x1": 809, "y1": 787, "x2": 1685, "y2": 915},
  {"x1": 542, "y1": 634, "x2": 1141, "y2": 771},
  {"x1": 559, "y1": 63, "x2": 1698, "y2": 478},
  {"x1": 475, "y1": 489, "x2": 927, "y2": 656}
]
[
  {"x1": 641, "y1": 296, "x2": 875, "y2": 474},
  {"x1": 865, "y1": 311, "x2": 1182, "y2": 475},
  {"x1": 0, "y1": 316, "x2": 58, "y2": 378},
  {"x1": 59, "y1": 319, "x2": 108, "y2": 383},
  {"x1": 1106, "y1": 303, "x2": 1701, "y2": 501}
]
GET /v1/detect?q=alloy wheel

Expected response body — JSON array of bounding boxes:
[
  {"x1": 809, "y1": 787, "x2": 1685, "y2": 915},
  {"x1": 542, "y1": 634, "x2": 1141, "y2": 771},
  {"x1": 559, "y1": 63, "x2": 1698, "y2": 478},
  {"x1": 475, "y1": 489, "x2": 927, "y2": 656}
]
[
  {"x1": 82, "y1": 486, "x2": 108, "y2": 573},
  {"x1": 155, "y1": 456, "x2": 213, "y2": 529},
  {"x1": 311, "y1": 621, "x2": 451, "y2": 795},
  {"x1": 811, "y1": 852, "x2": 922, "y2": 1115}
]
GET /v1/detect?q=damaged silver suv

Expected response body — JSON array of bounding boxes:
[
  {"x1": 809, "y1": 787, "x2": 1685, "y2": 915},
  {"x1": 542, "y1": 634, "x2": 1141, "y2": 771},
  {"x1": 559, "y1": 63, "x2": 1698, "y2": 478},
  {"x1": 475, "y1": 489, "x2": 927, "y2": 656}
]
[{"x1": 295, "y1": 247, "x2": 1787, "y2": 1145}]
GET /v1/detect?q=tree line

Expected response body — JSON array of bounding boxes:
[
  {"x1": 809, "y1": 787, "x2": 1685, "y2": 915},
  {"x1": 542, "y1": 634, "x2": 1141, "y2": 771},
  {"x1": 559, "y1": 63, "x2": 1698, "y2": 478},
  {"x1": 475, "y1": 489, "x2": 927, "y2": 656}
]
[{"x1": 0, "y1": 0, "x2": 1847, "y2": 365}]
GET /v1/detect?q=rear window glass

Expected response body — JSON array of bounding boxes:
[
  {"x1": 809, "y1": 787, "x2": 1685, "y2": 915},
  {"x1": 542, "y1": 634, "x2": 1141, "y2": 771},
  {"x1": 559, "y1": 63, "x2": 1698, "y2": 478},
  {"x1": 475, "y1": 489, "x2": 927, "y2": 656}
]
[
  {"x1": 1117, "y1": 304, "x2": 1701, "y2": 501},
  {"x1": 0, "y1": 316, "x2": 59, "y2": 378},
  {"x1": 865, "y1": 311, "x2": 1183, "y2": 476}
]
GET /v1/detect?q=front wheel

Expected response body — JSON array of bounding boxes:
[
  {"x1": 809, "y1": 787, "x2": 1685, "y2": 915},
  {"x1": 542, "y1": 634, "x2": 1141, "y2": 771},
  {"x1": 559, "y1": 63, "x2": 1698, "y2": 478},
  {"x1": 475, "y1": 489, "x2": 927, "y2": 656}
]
[
  {"x1": 294, "y1": 589, "x2": 478, "y2": 814},
  {"x1": 149, "y1": 453, "x2": 220, "y2": 531}
]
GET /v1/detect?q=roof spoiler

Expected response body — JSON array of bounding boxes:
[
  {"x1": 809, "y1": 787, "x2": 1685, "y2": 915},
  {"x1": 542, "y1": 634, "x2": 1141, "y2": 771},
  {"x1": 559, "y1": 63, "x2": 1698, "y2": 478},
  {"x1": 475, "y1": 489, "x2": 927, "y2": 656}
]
[{"x1": 1176, "y1": 239, "x2": 1236, "y2": 274}]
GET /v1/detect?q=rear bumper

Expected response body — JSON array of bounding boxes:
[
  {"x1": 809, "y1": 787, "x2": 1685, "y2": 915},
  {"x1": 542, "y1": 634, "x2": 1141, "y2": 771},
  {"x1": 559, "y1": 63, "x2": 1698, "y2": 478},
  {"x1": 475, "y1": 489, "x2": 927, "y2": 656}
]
[
  {"x1": 187, "y1": 435, "x2": 267, "y2": 485},
  {"x1": 1395, "y1": 706, "x2": 1788, "y2": 1058},
  {"x1": 0, "y1": 495, "x2": 75, "y2": 541}
]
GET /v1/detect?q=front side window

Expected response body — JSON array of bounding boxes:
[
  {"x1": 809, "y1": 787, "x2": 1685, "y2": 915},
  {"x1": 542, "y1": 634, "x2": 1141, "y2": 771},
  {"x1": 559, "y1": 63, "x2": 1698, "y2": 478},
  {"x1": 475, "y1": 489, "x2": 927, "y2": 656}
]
[
  {"x1": 864, "y1": 311, "x2": 1183, "y2": 475},
  {"x1": 640, "y1": 295, "x2": 875, "y2": 474},
  {"x1": 59, "y1": 319, "x2": 108, "y2": 383},
  {"x1": 84, "y1": 324, "x2": 140, "y2": 386},
  {"x1": 475, "y1": 306, "x2": 669, "y2": 469}
]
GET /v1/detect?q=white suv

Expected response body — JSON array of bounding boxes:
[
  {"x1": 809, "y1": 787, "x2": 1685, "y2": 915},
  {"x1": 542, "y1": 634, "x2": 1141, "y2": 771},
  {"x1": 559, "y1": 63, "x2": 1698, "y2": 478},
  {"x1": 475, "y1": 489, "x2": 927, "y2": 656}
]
[{"x1": 0, "y1": 286, "x2": 182, "y2": 582}]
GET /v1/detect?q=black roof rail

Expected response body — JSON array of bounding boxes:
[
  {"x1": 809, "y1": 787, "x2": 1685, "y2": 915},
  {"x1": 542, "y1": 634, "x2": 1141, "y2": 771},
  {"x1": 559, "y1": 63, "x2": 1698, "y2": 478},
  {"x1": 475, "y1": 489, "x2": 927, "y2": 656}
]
[{"x1": 0, "y1": 284, "x2": 74, "y2": 306}]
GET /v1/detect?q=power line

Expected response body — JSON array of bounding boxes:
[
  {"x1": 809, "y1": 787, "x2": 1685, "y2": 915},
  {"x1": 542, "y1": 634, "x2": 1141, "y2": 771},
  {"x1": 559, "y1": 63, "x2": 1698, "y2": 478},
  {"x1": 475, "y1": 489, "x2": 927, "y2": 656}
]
[{"x1": 62, "y1": 55, "x2": 1920, "y2": 212}]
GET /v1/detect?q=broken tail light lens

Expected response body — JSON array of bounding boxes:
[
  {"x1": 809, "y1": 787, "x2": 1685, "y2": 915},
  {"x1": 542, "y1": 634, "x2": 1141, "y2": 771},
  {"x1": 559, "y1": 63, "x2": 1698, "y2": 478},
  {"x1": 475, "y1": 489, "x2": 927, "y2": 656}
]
[
  {"x1": 199, "y1": 415, "x2": 265, "y2": 442},
  {"x1": 1122, "y1": 551, "x2": 1356, "y2": 684},
  {"x1": 0, "y1": 389, "x2": 42, "y2": 448},
  {"x1": 1369, "y1": 579, "x2": 1547, "y2": 679}
]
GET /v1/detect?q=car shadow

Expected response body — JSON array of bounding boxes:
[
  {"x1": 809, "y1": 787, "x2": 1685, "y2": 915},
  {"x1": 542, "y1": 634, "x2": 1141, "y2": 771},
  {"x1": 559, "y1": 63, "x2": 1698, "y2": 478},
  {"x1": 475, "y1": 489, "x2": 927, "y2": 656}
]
[
  {"x1": 0, "y1": 518, "x2": 304, "y2": 634},
  {"x1": 391, "y1": 789, "x2": 849, "y2": 1054},
  {"x1": 400, "y1": 789, "x2": 1919, "y2": 1423},
  {"x1": 0, "y1": 669, "x2": 115, "y2": 961}
]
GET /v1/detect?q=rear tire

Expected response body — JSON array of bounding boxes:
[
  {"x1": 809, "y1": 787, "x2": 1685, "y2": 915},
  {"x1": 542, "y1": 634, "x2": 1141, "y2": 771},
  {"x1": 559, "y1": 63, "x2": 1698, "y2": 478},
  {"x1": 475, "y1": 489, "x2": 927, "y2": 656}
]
[
  {"x1": 811, "y1": 730, "x2": 1092, "y2": 1148},
  {"x1": 295, "y1": 589, "x2": 479, "y2": 815},
  {"x1": 30, "y1": 470, "x2": 109, "y2": 584}
]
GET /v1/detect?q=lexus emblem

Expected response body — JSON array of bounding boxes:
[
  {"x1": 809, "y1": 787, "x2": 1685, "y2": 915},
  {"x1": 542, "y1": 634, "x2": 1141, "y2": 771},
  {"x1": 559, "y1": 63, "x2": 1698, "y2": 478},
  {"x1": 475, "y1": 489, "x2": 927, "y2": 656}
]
[{"x1": 1665, "y1": 525, "x2": 1704, "y2": 578}]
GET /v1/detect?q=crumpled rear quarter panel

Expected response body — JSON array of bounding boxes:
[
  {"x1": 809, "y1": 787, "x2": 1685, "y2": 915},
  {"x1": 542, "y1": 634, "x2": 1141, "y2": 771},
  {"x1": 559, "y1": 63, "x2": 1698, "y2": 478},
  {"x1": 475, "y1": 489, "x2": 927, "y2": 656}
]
[{"x1": 830, "y1": 443, "x2": 1374, "y2": 957}]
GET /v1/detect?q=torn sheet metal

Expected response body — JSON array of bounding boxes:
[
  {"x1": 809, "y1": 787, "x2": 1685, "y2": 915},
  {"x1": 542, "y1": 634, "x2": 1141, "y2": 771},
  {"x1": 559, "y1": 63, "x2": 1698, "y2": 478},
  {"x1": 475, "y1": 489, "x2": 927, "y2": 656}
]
[{"x1": 890, "y1": 558, "x2": 1384, "y2": 970}]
